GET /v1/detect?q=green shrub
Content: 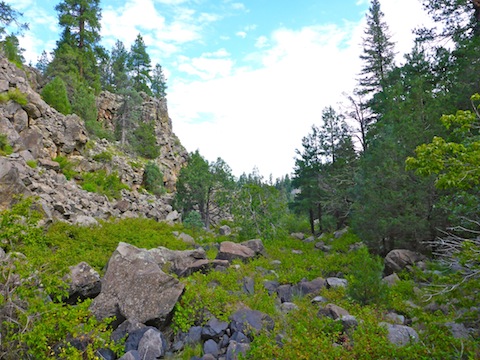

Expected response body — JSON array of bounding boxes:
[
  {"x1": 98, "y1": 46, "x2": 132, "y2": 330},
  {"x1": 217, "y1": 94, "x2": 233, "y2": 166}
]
[
  {"x1": 346, "y1": 247, "x2": 388, "y2": 305},
  {"x1": 183, "y1": 211, "x2": 204, "y2": 229},
  {"x1": 92, "y1": 150, "x2": 113, "y2": 163},
  {"x1": 41, "y1": 77, "x2": 72, "y2": 115},
  {"x1": 0, "y1": 88, "x2": 28, "y2": 106},
  {"x1": 26, "y1": 160, "x2": 37, "y2": 168},
  {"x1": 81, "y1": 170, "x2": 129, "y2": 199},
  {"x1": 131, "y1": 121, "x2": 160, "y2": 159},
  {"x1": 53, "y1": 156, "x2": 77, "y2": 180},
  {"x1": 0, "y1": 133, "x2": 13, "y2": 155},
  {"x1": 143, "y1": 161, "x2": 165, "y2": 195}
]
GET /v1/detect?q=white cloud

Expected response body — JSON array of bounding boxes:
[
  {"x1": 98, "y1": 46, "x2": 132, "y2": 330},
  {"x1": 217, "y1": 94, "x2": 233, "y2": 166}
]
[
  {"x1": 235, "y1": 31, "x2": 247, "y2": 39},
  {"x1": 176, "y1": 49, "x2": 234, "y2": 80},
  {"x1": 255, "y1": 35, "x2": 269, "y2": 48},
  {"x1": 168, "y1": 0, "x2": 434, "y2": 179},
  {"x1": 169, "y1": 24, "x2": 362, "y2": 178},
  {"x1": 231, "y1": 3, "x2": 246, "y2": 11}
]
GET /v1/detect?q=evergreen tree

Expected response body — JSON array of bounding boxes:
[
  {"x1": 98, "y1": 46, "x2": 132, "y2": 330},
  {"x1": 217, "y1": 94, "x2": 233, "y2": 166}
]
[
  {"x1": 292, "y1": 107, "x2": 356, "y2": 233},
  {"x1": 0, "y1": 1, "x2": 28, "y2": 40},
  {"x1": 110, "y1": 40, "x2": 129, "y2": 91},
  {"x1": 35, "y1": 50, "x2": 50, "y2": 74},
  {"x1": 1, "y1": 34, "x2": 24, "y2": 65},
  {"x1": 41, "y1": 77, "x2": 72, "y2": 115},
  {"x1": 352, "y1": 44, "x2": 446, "y2": 253},
  {"x1": 128, "y1": 34, "x2": 152, "y2": 95},
  {"x1": 55, "y1": 0, "x2": 102, "y2": 83},
  {"x1": 175, "y1": 151, "x2": 234, "y2": 230},
  {"x1": 358, "y1": 0, "x2": 396, "y2": 98},
  {"x1": 151, "y1": 63, "x2": 167, "y2": 98}
]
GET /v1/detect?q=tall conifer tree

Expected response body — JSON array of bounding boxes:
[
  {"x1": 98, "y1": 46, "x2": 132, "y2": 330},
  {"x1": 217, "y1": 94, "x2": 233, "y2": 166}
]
[{"x1": 358, "y1": 0, "x2": 396, "y2": 97}]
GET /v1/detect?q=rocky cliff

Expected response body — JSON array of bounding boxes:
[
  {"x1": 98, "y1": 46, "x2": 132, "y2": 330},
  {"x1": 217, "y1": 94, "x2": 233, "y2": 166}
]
[{"x1": 0, "y1": 56, "x2": 188, "y2": 224}]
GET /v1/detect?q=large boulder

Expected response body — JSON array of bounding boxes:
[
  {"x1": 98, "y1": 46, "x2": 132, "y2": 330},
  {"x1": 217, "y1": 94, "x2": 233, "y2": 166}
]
[
  {"x1": 216, "y1": 241, "x2": 256, "y2": 262},
  {"x1": 0, "y1": 157, "x2": 31, "y2": 210},
  {"x1": 384, "y1": 249, "x2": 426, "y2": 275},
  {"x1": 90, "y1": 242, "x2": 185, "y2": 328}
]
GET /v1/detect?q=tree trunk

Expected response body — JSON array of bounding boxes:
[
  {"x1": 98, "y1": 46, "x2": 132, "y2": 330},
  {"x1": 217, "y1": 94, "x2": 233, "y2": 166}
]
[{"x1": 309, "y1": 208, "x2": 315, "y2": 235}]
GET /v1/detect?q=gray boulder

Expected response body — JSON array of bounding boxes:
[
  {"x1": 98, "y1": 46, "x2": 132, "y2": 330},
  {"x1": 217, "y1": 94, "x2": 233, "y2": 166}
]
[
  {"x1": 138, "y1": 328, "x2": 167, "y2": 360},
  {"x1": 226, "y1": 341, "x2": 250, "y2": 360},
  {"x1": 64, "y1": 261, "x2": 101, "y2": 303},
  {"x1": 380, "y1": 322, "x2": 419, "y2": 346},
  {"x1": 229, "y1": 308, "x2": 275, "y2": 336},
  {"x1": 384, "y1": 249, "x2": 426, "y2": 275},
  {"x1": 318, "y1": 303, "x2": 350, "y2": 320},
  {"x1": 216, "y1": 241, "x2": 256, "y2": 262},
  {"x1": 240, "y1": 239, "x2": 265, "y2": 256},
  {"x1": 90, "y1": 242, "x2": 184, "y2": 328},
  {"x1": 219, "y1": 225, "x2": 232, "y2": 235}
]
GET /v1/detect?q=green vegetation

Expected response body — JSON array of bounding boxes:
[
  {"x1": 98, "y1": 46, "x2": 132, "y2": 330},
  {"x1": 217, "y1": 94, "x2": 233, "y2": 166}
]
[
  {"x1": 143, "y1": 161, "x2": 164, "y2": 195},
  {"x1": 92, "y1": 150, "x2": 113, "y2": 163},
  {"x1": 41, "y1": 77, "x2": 72, "y2": 115},
  {"x1": 0, "y1": 88, "x2": 28, "y2": 106},
  {"x1": 81, "y1": 170, "x2": 129, "y2": 200},
  {"x1": 53, "y1": 156, "x2": 78, "y2": 180},
  {"x1": 0, "y1": 133, "x2": 13, "y2": 155}
]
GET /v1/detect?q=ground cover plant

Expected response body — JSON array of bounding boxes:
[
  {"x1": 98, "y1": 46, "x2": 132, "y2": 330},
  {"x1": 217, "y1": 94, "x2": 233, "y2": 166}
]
[{"x1": 0, "y1": 198, "x2": 479, "y2": 359}]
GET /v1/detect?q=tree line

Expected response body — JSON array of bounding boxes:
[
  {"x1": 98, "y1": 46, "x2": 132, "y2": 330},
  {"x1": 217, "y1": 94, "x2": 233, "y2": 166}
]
[{"x1": 173, "y1": 0, "x2": 480, "y2": 262}]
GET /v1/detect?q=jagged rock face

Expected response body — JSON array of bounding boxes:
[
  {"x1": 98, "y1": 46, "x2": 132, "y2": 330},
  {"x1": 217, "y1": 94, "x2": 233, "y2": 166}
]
[
  {"x1": 96, "y1": 91, "x2": 188, "y2": 191},
  {"x1": 0, "y1": 57, "x2": 88, "y2": 159}
]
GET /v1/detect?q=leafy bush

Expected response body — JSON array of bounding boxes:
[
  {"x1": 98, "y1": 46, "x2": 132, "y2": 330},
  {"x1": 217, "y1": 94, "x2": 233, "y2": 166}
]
[
  {"x1": 92, "y1": 150, "x2": 113, "y2": 163},
  {"x1": 131, "y1": 121, "x2": 160, "y2": 159},
  {"x1": 81, "y1": 170, "x2": 129, "y2": 200},
  {"x1": 346, "y1": 246, "x2": 388, "y2": 305},
  {"x1": 0, "y1": 133, "x2": 13, "y2": 155},
  {"x1": 0, "y1": 199, "x2": 122, "y2": 359},
  {"x1": 0, "y1": 88, "x2": 28, "y2": 105},
  {"x1": 183, "y1": 211, "x2": 204, "y2": 229},
  {"x1": 53, "y1": 156, "x2": 77, "y2": 180},
  {"x1": 143, "y1": 161, "x2": 165, "y2": 195},
  {"x1": 41, "y1": 77, "x2": 72, "y2": 115}
]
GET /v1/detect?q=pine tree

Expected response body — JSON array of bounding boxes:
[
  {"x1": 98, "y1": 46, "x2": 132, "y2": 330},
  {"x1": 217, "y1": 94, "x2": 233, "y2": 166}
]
[
  {"x1": 55, "y1": 0, "x2": 101, "y2": 78},
  {"x1": 358, "y1": 0, "x2": 396, "y2": 97},
  {"x1": 110, "y1": 40, "x2": 129, "y2": 91},
  {"x1": 0, "y1": 2, "x2": 28, "y2": 40},
  {"x1": 35, "y1": 50, "x2": 50, "y2": 74},
  {"x1": 151, "y1": 63, "x2": 167, "y2": 98},
  {"x1": 128, "y1": 34, "x2": 152, "y2": 95}
]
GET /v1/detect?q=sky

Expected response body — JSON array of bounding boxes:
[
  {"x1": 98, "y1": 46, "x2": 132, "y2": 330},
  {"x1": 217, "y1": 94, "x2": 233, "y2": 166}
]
[{"x1": 6, "y1": 0, "x2": 434, "y2": 179}]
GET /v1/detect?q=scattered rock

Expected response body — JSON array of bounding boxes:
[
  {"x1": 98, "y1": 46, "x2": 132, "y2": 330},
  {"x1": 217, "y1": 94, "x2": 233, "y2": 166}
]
[
  {"x1": 64, "y1": 261, "x2": 101, "y2": 304},
  {"x1": 137, "y1": 328, "x2": 167, "y2": 359},
  {"x1": 380, "y1": 322, "x2": 419, "y2": 346},
  {"x1": 382, "y1": 273, "x2": 400, "y2": 286},
  {"x1": 290, "y1": 232, "x2": 304, "y2": 240},
  {"x1": 219, "y1": 225, "x2": 232, "y2": 235},
  {"x1": 240, "y1": 239, "x2": 265, "y2": 256},
  {"x1": 229, "y1": 308, "x2": 275, "y2": 336},
  {"x1": 318, "y1": 303, "x2": 350, "y2": 320},
  {"x1": 326, "y1": 277, "x2": 348, "y2": 289}
]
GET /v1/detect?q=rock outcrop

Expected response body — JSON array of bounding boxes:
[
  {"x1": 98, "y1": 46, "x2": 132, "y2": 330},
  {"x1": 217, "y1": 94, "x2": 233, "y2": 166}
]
[
  {"x1": 96, "y1": 90, "x2": 188, "y2": 191},
  {"x1": 0, "y1": 56, "x2": 189, "y2": 222}
]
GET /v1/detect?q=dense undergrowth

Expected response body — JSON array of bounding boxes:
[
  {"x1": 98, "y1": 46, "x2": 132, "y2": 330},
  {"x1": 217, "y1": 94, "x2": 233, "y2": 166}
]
[{"x1": 0, "y1": 198, "x2": 478, "y2": 359}]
